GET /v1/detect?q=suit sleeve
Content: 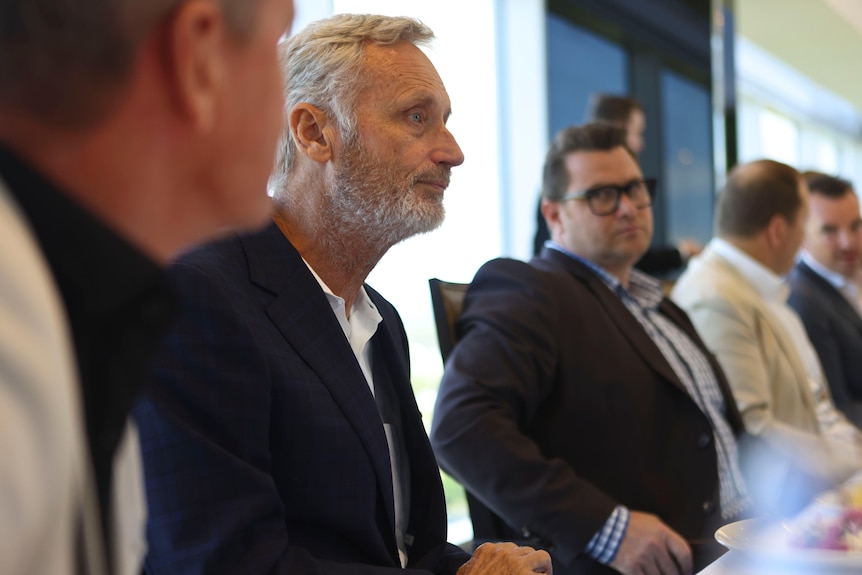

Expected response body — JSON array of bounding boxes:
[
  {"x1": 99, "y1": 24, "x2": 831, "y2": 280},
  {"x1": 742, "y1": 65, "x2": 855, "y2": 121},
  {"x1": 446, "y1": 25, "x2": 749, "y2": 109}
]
[
  {"x1": 134, "y1": 261, "x2": 452, "y2": 575},
  {"x1": 430, "y1": 259, "x2": 616, "y2": 566}
]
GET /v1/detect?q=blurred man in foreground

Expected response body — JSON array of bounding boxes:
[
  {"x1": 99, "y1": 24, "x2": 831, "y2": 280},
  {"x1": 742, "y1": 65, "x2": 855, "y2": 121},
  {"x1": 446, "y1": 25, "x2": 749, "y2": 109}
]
[{"x1": 0, "y1": 0, "x2": 294, "y2": 573}]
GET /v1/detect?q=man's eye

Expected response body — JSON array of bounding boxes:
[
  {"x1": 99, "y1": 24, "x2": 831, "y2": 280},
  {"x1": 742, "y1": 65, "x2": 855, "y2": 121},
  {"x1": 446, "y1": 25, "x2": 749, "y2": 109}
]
[
  {"x1": 409, "y1": 112, "x2": 423, "y2": 123},
  {"x1": 593, "y1": 187, "x2": 616, "y2": 201}
]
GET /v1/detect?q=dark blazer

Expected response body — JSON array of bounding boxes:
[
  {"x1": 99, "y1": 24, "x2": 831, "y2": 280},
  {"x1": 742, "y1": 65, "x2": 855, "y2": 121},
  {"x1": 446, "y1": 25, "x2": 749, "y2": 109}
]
[
  {"x1": 430, "y1": 247, "x2": 744, "y2": 575},
  {"x1": 788, "y1": 259, "x2": 862, "y2": 427},
  {"x1": 134, "y1": 222, "x2": 468, "y2": 575}
]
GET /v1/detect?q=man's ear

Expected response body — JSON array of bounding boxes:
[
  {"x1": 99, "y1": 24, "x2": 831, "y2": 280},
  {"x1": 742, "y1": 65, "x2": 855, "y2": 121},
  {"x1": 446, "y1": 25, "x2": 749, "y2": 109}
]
[
  {"x1": 541, "y1": 198, "x2": 561, "y2": 239},
  {"x1": 164, "y1": 0, "x2": 228, "y2": 131},
  {"x1": 765, "y1": 213, "x2": 788, "y2": 249},
  {"x1": 289, "y1": 103, "x2": 334, "y2": 164}
]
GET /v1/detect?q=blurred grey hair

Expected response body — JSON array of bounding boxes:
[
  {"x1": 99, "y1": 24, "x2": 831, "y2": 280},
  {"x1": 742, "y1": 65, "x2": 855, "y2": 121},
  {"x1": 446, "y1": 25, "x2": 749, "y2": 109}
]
[
  {"x1": 0, "y1": 0, "x2": 259, "y2": 127},
  {"x1": 271, "y1": 14, "x2": 435, "y2": 192}
]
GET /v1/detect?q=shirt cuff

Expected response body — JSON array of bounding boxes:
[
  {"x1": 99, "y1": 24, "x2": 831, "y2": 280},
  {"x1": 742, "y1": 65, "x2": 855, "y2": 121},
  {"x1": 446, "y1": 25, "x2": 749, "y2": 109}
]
[{"x1": 584, "y1": 505, "x2": 630, "y2": 564}]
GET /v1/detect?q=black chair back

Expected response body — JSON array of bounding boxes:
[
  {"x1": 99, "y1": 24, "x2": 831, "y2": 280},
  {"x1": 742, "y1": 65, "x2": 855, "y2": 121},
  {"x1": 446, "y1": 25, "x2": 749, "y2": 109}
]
[{"x1": 428, "y1": 278, "x2": 525, "y2": 547}]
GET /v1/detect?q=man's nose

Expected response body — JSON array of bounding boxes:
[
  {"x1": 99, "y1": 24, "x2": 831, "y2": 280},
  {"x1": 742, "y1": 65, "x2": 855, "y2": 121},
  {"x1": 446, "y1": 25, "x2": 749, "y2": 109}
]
[
  {"x1": 432, "y1": 126, "x2": 465, "y2": 168},
  {"x1": 616, "y1": 190, "x2": 639, "y2": 216}
]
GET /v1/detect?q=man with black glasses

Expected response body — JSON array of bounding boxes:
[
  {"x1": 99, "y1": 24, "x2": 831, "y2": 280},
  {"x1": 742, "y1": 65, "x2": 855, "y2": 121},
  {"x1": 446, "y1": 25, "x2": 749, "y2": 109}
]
[{"x1": 431, "y1": 123, "x2": 750, "y2": 575}]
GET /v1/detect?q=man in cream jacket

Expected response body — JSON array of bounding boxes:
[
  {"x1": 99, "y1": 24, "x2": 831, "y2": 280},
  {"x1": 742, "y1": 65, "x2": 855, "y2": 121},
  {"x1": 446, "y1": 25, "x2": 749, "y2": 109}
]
[{"x1": 672, "y1": 159, "x2": 861, "y2": 514}]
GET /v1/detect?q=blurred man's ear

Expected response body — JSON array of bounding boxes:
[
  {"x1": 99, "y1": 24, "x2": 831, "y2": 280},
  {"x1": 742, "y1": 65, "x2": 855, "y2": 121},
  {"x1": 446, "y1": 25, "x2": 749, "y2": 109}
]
[
  {"x1": 164, "y1": 0, "x2": 230, "y2": 132},
  {"x1": 765, "y1": 213, "x2": 788, "y2": 250}
]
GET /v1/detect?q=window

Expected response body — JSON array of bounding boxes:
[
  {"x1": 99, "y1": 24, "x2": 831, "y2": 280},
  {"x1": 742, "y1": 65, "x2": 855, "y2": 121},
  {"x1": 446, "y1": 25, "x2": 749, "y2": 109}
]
[
  {"x1": 758, "y1": 109, "x2": 799, "y2": 167},
  {"x1": 660, "y1": 69, "x2": 714, "y2": 245},
  {"x1": 735, "y1": 35, "x2": 862, "y2": 184},
  {"x1": 546, "y1": 14, "x2": 628, "y2": 140}
]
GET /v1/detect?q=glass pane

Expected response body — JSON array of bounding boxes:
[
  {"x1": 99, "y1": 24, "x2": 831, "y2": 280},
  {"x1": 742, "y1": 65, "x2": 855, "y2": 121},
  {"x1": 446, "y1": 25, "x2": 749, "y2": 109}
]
[
  {"x1": 758, "y1": 109, "x2": 799, "y2": 166},
  {"x1": 546, "y1": 14, "x2": 628, "y2": 141},
  {"x1": 661, "y1": 70, "x2": 714, "y2": 247},
  {"x1": 800, "y1": 128, "x2": 838, "y2": 174}
]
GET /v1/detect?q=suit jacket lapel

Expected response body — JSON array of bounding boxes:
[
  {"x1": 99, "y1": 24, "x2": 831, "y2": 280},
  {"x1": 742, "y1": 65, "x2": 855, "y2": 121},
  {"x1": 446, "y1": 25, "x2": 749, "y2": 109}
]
[
  {"x1": 239, "y1": 224, "x2": 397, "y2": 527},
  {"x1": 366, "y1": 286, "x2": 448, "y2": 549},
  {"x1": 540, "y1": 248, "x2": 688, "y2": 395},
  {"x1": 660, "y1": 299, "x2": 747, "y2": 434},
  {"x1": 366, "y1": 304, "x2": 411, "y2": 547},
  {"x1": 799, "y1": 260, "x2": 862, "y2": 332}
]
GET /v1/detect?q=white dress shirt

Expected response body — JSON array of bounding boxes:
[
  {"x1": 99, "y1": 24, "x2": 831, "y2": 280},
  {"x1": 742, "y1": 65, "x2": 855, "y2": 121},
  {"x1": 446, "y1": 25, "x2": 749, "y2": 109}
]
[{"x1": 304, "y1": 262, "x2": 409, "y2": 567}]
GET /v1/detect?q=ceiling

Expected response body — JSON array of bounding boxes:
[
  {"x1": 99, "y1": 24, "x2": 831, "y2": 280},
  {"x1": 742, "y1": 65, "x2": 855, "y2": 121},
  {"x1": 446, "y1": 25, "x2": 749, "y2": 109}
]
[{"x1": 736, "y1": 0, "x2": 862, "y2": 112}]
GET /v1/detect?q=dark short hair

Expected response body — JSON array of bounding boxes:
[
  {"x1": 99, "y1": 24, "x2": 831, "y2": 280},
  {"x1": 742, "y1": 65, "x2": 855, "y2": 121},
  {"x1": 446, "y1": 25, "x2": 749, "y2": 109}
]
[
  {"x1": 717, "y1": 159, "x2": 803, "y2": 238},
  {"x1": 0, "y1": 0, "x2": 259, "y2": 127},
  {"x1": 542, "y1": 122, "x2": 630, "y2": 201},
  {"x1": 585, "y1": 94, "x2": 643, "y2": 125},
  {"x1": 802, "y1": 171, "x2": 854, "y2": 199}
]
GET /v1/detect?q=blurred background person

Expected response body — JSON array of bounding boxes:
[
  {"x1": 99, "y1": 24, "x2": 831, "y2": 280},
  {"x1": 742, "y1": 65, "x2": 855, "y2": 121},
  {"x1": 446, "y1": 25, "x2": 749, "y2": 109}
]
[
  {"x1": 587, "y1": 94, "x2": 647, "y2": 155},
  {"x1": 789, "y1": 171, "x2": 862, "y2": 427},
  {"x1": 533, "y1": 94, "x2": 701, "y2": 275}
]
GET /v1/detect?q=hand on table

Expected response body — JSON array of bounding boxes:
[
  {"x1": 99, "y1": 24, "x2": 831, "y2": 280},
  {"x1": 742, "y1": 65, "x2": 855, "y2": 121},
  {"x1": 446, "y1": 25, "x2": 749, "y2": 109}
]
[
  {"x1": 609, "y1": 511, "x2": 692, "y2": 575},
  {"x1": 456, "y1": 541, "x2": 553, "y2": 575}
]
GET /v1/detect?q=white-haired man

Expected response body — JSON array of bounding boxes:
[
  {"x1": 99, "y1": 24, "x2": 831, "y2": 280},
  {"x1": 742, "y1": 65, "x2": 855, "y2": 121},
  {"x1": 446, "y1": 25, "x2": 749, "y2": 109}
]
[{"x1": 135, "y1": 13, "x2": 552, "y2": 575}]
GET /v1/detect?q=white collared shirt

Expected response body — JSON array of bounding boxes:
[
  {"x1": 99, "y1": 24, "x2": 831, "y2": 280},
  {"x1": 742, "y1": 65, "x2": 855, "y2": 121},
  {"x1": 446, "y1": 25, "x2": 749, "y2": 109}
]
[
  {"x1": 304, "y1": 263, "x2": 383, "y2": 394},
  {"x1": 303, "y1": 261, "x2": 409, "y2": 567},
  {"x1": 712, "y1": 238, "x2": 862, "y2": 450}
]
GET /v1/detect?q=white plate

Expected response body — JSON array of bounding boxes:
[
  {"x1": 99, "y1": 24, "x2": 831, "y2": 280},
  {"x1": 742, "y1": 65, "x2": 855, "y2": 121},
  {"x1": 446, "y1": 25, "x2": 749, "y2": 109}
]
[{"x1": 715, "y1": 518, "x2": 862, "y2": 571}]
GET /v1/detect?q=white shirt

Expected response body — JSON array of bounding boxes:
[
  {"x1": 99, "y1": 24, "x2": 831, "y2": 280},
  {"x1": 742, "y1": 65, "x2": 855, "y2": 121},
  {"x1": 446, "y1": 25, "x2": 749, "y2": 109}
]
[
  {"x1": 112, "y1": 422, "x2": 148, "y2": 575},
  {"x1": 304, "y1": 262, "x2": 409, "y2": 567},
  {"x1": 712, "y1": 239, "x2": 862, "y2": 452}
]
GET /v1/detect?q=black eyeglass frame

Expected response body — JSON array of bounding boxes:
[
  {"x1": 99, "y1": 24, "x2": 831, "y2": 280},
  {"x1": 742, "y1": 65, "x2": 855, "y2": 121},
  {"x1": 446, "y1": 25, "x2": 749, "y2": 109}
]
[{"x1": 558, "y1": 178, "x2": 658, "y2": 216}]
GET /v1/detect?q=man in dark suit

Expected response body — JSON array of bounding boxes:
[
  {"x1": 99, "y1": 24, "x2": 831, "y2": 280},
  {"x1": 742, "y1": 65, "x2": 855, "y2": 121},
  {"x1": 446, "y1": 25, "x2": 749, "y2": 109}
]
[
  {"x1": 431, "y1": 123, "x2": 751, "y2": 575},
  {"x1": 789, "y1": 172, "x2": 862, "y2": 427},
  {"x1": 134, "y1": 14, "x2": 552, "y2": 575}
]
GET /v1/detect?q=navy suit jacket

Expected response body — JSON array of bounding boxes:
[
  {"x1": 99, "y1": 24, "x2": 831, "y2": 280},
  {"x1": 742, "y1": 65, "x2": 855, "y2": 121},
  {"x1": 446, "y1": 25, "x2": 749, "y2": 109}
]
[
  {"x1": 788, "y1": 260, "x2": 862, "y2": 427},
  {"x1": 431, "y1": 248, "x2": 745, "y2": 575},
  {"x1": 134, "y1": 222, "x2": 468, "y2": 574}
]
